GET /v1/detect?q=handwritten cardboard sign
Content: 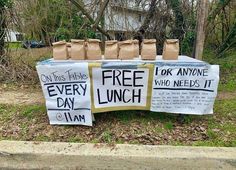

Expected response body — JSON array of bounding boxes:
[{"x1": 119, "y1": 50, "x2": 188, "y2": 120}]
[
  {"x1": 151, "y1": 62, "x2": 219, "y2": 114},
  {"x1": 36, "y1": 63, "x2": 92, "y2": 126},
  {"x1": 90, "y1": 63, "x2": 153, "y2": 113}
]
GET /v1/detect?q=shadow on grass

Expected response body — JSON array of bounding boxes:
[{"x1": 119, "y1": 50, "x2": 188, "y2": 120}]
[{"x1": 94, "y1": 110, "x2": 205, "y2": 125}]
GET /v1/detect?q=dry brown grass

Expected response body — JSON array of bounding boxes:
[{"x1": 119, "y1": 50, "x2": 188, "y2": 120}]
[{"x1": 0, "y1": 48, "x2": 52, "y2": 83}]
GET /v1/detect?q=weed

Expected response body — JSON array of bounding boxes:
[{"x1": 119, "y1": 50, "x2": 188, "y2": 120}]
[
  {"x1": 102, "y1": 131, "x2": 113, "y2": 143},
  {"x1": 164, "y1": 122, "x2": 174, "y2": 130}
]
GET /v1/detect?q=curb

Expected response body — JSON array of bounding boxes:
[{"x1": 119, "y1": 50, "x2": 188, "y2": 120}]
[{"x1": 0, "y1": 140, "x2": 236, "y2": 169}]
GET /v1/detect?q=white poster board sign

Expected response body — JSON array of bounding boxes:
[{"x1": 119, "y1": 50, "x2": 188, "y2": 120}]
[
  {"x1": 91, "y1": 63, "x2": 152, "y2": 112},
  {"x1": 36, "y1": 63, "x2": 92, "y2": 126},
  {"x1": 151, "y1": 62, "x2": 219, "y2": 114}
]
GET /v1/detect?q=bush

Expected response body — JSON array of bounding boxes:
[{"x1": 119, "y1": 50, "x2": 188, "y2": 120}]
[{"x1": 181, "y1": 31, "x2": 195, "y2": 56}]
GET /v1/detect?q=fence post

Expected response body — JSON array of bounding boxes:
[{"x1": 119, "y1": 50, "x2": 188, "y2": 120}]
[{"x1": 193, "y1": 0, "x2": 209, "y2": 60}]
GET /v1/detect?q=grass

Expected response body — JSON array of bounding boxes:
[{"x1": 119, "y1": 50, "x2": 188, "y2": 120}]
[
  {"x1": 0, "y1": 96, "x2": 235, "y2": 146},
  {"x1": 155, "y1": 127, "x2": 164, "y2": 133},
  {"x1": 164, "y1": 122, "x2": 174, "y2": 130},
  {"x1": 102, "y1": 131, "x2": 113, "y2": 143},
  {"x1": 204, "y1": 49, "x2": 236, "y2": 92},
  {"x1": 219, "y1": 79, "x2": 236, "y2": 92},
  {"x1": 112, "y1": 110, "x2": 178, "y2": 124},
  {"x1": 21, "y1": 105, "x2": 46, "y2": 119},
  {"x1": 6, "y1": 42, "x2": 22, "y2": 49},
  {"x1": 68, "y1": 136, "x2": 84, "y2": 143}
]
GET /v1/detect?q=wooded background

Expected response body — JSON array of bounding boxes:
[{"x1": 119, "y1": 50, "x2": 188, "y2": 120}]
[{"x1": 0, "y1": 0, "x2": 235, "y2": 81}]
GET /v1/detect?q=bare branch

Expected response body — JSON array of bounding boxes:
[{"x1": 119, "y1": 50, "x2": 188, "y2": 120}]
[
  {"x1": 69, "y1": 0, "x2": 111, "y2": 39},
  {"x1": 135, "y1": 0, "x2": 158, "y2": 40},
  {"x1": 208, "y1": 0, "x2": 231, "y2": 23},
  {"x1": 92, "y1": 0, "x2": 109, "y2": 29}
]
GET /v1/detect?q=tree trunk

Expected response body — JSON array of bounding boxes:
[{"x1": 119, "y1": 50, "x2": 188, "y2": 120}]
[
  {"x1": 0, "y1": 7, "x2": 6, "y2": 58},
  {"x1": 193, "y1": 0, "x2": 209, "y2": 60},
  {"x1": 221, "y1": 12, "x2": 225, "y2": 42}
]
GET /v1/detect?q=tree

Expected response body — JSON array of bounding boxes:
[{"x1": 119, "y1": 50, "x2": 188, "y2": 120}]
[
  {"x1": 0, "y1": 0, "x2": 12, "y2": 64},
  {"x1": 15, "y1": 0, "x2": 97, "y2": 45},
  {"x1": 167, "y1": 0, "x2": 185, "y2": 42},
  {"x1": 193, "y1": 0, "x2": 209, "y2": 60},
  {"x1": 207, "y1": 0, "x2": 231, "y2": 24},
  {"x1": 217, "y1": 17, "x2": 236, "y2": 55},
  {"x1": 15, "y1": 0, "x2": 236, "y2": 57},
  {"x1": 205, "y1": 0, "x2": 235, "y2": 55},
  {"x1": 135, "y1": 0, "x2": 158, "y2": 41},
  {"x1": 69, "y1": 0, "x2": 111, "y2": 39}
]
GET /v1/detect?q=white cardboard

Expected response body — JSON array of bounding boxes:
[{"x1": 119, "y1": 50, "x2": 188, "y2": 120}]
[
  {"x1": 36, "y1": 63, "x2": 92, "y2": 126},
  {"x1": 151, "y1": 63, "x2": 219, "y2": 114}
]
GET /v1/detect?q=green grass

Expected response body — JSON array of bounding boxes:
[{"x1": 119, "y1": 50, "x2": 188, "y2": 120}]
[
  {"x1": 112, "y1": 110, "x2": 138, "y2": 123},
  {"x1": 90, "y1": 139, "x2": 100, "y2": 143},
  {"x1": 21, "y1": 105, "x2": 46, "y2": 119},
  {"x1": 204, "y1": 49, "x2": 236, "y2": 92},
  {"x1": 214, "y1": 99, "x2": 236, "y2": 117},
  {"x1": 110, "y1": 110, "x2": 178, "y2": 125},
  {"x1": 0, "y1": 104, "x2": 18, "y2": 122},
  {"x1": 68, "y1": 136, "x2": 84, "y2": 143},
  {"x1": 116, "y1": 138, "x2": 125, "y2": 144},
  {"x1": 164, "y1": 121, "x2": 174, "y2": 130},
  {"x1": 218, "y1": 79, "x2": 236, "y2": 92},
  {"x1": 198, "y1": 98, "x2": 236, "y2": 147},
  {"x1": 35, "y1": 135, "x2": 50, "y2": 142},
  {"x1": 6, "y1": 42, "x2": 22, "y2": 49}
]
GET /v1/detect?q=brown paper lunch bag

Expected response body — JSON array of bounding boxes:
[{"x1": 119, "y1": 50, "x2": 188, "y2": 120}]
[
  {"x1": 162, "y1": 39, "x2": 179, "y2": 60},
  {"x1": 132, "y1": 39, "x2": 139, "y2": 58},
  {"x1": 86, "y1": 39, "x2": 102, "y2": 60},
  {"x1": 70, "y1": 39, "x2": 86, "y2": 60},
  {"x1": 118, "y1": 40, "x2": 135, "y2": 60},
  {"x1": 104, "y1": 40, "x2": 118, "y2": 59},
  {"x1": 141, "y1": 39, "x2": 157, "y2": 60},
  {"x1": 52, "y1": 41, "x2": 68, "y2": 60}
]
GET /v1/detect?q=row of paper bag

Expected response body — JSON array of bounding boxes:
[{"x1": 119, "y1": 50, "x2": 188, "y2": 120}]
[{"x1": 53, "y1": 39, "x2": 179, "y2": 60}]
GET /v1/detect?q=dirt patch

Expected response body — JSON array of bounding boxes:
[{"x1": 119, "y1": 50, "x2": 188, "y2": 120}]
[
  {"x1": 0, "y1": 90, "x2": 44, "y2": 105},
  {"x1": 217, "y1": 91, "x2": 236, "y2": 100}
]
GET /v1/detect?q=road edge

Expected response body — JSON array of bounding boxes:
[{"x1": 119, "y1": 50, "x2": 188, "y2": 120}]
[{"x1": 0, "y1": 140, "x2": 236, "y2": 169}]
